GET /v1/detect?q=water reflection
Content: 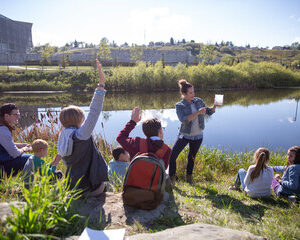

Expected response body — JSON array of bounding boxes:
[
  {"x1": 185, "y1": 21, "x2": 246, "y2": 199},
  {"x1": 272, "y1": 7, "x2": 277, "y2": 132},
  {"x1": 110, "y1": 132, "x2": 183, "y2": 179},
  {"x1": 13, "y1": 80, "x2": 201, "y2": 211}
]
[{"x1": 0, "y1": 88, "x2": 299, "y2": 151}]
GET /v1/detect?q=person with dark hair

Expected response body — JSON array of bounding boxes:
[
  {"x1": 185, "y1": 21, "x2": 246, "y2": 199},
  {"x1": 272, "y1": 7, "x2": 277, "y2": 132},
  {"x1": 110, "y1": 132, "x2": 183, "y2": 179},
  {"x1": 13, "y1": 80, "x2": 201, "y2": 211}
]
[
  {"x1": 272, "y1": 146, "x2": 300, "y2": 198},
  {"x1": 116, "y1": 107, "x2": 171, "y2": 169},
  {"x1": 169, "y1": 79, "x2": 216, "y2": 184},
  {"x1": 0, "y1": 103, "x2": 32, "y2": 176},
  {"x1": 108, "y1": 146, "x2": 130, "y2": 182}
]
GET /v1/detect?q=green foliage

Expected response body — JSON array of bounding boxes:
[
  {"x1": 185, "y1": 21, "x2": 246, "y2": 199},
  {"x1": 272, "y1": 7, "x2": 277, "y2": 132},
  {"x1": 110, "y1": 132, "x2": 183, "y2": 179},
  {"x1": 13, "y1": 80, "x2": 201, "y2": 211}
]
[
  {"x1": 40, "y1": 43, "x2": 55, "y2": 66},
  {"x1": 98, "y1": 38, "x2": 111, "y2": 61},
  {"x1": 130, "y1": 45, "x2": 143, "y2": 62},
  {"x1": 199, "y1": 45, "x2": 216, "y2": 63},
  {"x1": 107, "y1": 172, "x2": 125, "y2": 193},
  {"x1": 60, "y1": 53, "x2": 70, "y2": 69},
  {"x1": 1, "y1": 168, "x2": 83, "y2": 239},
  {"x1": 0, "y1": 62, "x2": 300, "y2": 92}
]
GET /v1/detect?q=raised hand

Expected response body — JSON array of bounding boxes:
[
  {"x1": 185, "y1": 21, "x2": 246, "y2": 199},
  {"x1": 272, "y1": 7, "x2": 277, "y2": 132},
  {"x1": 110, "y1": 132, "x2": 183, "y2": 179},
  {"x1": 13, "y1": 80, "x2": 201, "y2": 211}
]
[
  {"x1": 131, "y1": 107, "x2": 141, "y2": 123},
  {"x1": 96, "y1": 59, "x2": 105, "y2": 86}
]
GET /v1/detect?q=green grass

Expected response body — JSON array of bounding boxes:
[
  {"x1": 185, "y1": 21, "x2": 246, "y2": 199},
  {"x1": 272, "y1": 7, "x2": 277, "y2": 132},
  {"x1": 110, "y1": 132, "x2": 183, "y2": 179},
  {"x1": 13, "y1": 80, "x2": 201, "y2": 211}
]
[{"x1": 0, "y1": 122, "x2": 299, "y2": 239}]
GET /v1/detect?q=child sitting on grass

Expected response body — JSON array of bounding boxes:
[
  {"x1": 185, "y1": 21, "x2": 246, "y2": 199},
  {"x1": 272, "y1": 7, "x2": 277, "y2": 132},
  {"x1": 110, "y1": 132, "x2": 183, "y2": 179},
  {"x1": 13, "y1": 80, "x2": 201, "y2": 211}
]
[
  {"x1": 57, "y1": 59, "x2": 108, "y2": 197},
  {"x1": 272, "y1": 146, "x2": 300, "y2": 200},
  {"x1": 23, "y1": 139, "x2": 62, "y2": 179},
  {"x1": 229, "y1": 148, "x2": 274, "y2": 198},
  {"x1": 108, "y1": 146, "x2": 130, "y2": 183}
]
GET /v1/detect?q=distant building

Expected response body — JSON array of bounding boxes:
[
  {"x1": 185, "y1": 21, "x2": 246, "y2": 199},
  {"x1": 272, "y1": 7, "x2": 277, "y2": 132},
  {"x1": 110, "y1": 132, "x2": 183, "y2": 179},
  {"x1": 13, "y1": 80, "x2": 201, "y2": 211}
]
[
  {"x1": 272, "y1": 46, "x2": 284, "y2": 50},
  {"x1": 0, "y1": 14, "x2": 33, "y2": 54}
]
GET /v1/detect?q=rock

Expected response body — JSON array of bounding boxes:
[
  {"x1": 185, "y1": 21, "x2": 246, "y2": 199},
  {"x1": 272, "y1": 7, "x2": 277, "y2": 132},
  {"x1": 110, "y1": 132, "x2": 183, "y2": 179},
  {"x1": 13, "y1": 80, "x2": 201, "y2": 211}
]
[
  {"x1": 0, "y1": 201, "x2": 25, "y2": 221},
  {"x1": 126, "y1": 223, "x2": 265, "y2": 240},
  {"x1": 75, "y1": 192, "x2": 170, "y2": 226}
]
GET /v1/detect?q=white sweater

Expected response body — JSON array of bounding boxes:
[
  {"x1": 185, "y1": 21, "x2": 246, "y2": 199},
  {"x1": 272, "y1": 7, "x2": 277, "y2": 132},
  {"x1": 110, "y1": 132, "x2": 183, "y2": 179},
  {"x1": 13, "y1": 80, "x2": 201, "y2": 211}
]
[{"x1": 244, "y1": 165, "x2": 274, "y2": 198}]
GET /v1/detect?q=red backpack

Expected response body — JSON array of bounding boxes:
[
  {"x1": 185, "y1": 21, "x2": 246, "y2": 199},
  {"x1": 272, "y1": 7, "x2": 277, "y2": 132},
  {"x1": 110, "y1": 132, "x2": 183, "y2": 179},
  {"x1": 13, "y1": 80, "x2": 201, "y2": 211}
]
[{"x1": 122, "y1": 139, "x2": 169, "y2": 210}]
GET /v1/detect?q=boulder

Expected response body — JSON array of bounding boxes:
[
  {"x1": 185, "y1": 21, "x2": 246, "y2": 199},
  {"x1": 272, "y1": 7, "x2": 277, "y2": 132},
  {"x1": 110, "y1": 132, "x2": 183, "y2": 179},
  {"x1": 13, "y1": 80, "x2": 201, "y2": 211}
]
[
  {"x1": 0, "y1": 201, "x2": 25, "y2": 221},
  {"x1": 126, "y1": 223, "x2": 265, "y2": 240},
  {"x1": 75, "y1": 192, "x2": 170, "y2": 225}
]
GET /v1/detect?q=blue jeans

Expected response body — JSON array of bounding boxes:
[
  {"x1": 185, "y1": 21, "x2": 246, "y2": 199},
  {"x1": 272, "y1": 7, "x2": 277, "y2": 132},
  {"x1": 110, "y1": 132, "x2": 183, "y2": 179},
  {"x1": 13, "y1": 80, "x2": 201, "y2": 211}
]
[
  {"x1": 0, "y1": 145, "x2": 31, "y2": 176},
  {"x1": 169, "y1": 137, "x2": 203, "y2": 176},
  {"x1": 234, "y1": 168, "x2": 247, "y2": 190}
]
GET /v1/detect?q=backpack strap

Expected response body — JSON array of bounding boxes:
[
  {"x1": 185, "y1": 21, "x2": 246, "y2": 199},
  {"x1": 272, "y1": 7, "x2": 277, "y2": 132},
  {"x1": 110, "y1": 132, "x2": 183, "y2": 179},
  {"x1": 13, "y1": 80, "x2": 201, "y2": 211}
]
[
  {"x1": 139, "y1": 138, "x2": 148, "y2": 153},
  {"x1": 155, "y1": 144, "x2": 169, "y2": 159}
]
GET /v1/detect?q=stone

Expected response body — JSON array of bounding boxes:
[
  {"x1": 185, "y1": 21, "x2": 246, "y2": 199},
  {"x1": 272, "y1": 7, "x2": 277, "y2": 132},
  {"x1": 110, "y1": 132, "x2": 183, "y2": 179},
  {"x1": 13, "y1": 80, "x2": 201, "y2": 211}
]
[
  {"x1": 0, "y1": 201, "x2": 25, "y2": 221},
  {"x1": 126, "y1": 223, "x2": 265, "y2": 240},
  {"x1": 75, "y1": 192, "x2": 170, "y2": 226}
]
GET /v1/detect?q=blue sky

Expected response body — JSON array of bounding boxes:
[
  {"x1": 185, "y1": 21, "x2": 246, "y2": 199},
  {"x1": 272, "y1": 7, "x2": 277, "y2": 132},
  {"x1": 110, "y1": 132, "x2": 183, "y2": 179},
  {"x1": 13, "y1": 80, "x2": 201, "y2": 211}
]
[{"x1": 1, "y1": 0, "x2": 300, "y2": 47}]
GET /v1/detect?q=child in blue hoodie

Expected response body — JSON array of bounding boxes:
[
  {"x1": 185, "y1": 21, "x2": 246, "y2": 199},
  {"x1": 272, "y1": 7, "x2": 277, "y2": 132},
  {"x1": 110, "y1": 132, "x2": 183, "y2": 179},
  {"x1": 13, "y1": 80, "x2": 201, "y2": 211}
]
[
  {"x1": 108, "y1": 146, "x2": 130, "y2": 184},
  {"x1": 272, "y1": 146, "x2": 300, "y2": 198}
]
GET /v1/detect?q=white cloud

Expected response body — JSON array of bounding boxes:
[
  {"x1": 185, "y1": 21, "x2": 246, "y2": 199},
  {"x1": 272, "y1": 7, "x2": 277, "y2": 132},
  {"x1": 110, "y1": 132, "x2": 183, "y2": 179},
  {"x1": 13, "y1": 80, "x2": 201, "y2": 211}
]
[
  {"x1": 297, "y1": 17, "x2": 300, "y2": 22},
  {"x1": 139, "y1": 109, "x2": 178, "y2": 128},
  {"x1": 128, "y1": 7, "x2": 193, "y2": 44},
  {"x1": 290, "y1": 15, "x2": 295, "y2": 19}
]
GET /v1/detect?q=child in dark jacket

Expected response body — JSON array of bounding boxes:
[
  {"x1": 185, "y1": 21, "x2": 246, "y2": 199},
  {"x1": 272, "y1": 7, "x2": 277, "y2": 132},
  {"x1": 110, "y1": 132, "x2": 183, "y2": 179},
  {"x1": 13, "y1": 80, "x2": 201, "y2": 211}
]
[
  {"x1": 272, "y1": 146, "x2": 300, "y2": 198},
  {"x1": 57, "y1": 59, "x2": 108, "y2": 197},
  {"x1": 116, "y1": 107, "x2": 171, "y2": 169}
]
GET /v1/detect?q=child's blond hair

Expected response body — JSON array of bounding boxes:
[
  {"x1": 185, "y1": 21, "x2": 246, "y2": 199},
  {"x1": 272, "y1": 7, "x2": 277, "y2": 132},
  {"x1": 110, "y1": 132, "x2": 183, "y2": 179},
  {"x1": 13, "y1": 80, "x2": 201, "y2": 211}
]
[
  {"x1": 32, "y1": 139, "x2": 48, "y2": 153},
  {"x1": 59, "y1": 105, "x2": 85, "y2": 128}
]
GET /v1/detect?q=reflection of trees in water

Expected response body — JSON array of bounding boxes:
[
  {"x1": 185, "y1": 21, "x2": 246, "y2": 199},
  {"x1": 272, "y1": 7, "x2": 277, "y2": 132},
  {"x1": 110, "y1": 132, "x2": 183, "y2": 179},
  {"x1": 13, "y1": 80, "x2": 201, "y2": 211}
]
[{"x1": 1, "y1": 88, "x2": 300, "y2": 112}]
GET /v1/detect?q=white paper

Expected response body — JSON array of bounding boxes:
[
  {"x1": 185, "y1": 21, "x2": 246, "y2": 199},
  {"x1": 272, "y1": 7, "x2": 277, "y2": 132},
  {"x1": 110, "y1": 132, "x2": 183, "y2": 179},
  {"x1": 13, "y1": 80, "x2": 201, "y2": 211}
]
[
  {"x1": 214, "y1": 94, "x2": 224, "y2": 105},
  {"x1": 78, "y1": 227, "x2": 125, "y2": 240}
]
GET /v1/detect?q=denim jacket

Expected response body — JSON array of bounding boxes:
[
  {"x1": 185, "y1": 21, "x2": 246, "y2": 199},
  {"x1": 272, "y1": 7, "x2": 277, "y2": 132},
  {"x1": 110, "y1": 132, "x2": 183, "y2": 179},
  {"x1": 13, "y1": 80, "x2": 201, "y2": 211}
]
[
  {"x1": 176, "y1": 97, "x2": 214, "y2": 134},
  {"x1": 277, "y1": 164, "x2": 300, "y2": 196}
]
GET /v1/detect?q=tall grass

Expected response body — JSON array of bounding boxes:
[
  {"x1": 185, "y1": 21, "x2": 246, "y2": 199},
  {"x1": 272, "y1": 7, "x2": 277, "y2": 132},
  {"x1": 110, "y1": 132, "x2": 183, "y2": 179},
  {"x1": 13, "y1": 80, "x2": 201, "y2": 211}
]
[
  {"x1": 0, "y1": 169, "x2": 85, "y2": 239},
  {"x1": 1, "y1": 61, "x2": 299, "y2": 92}
]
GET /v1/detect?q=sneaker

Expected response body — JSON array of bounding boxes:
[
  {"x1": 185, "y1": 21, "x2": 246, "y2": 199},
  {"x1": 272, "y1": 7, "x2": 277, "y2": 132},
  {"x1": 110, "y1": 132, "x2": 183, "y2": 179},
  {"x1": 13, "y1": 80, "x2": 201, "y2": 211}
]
[
  {"x1": 228, "y1": 185, "x2": 241, "y2": 191},
  {"x1": 288, "y1": 195, "x2": 297, "y2": 202}
]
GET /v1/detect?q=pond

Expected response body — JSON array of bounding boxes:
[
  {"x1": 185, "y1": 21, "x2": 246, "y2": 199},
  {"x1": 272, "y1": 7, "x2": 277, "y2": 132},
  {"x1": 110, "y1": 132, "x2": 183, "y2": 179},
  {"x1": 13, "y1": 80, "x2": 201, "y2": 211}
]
[{"x1": 0, "y1": 88, "x2": 299, "y2": 152}]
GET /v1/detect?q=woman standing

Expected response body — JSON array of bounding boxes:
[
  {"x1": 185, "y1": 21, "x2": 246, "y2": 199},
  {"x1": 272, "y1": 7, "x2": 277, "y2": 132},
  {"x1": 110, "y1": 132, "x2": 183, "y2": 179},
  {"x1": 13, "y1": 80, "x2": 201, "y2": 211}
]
[
  {"x1": 0, "y1": 103, "x2": 32, "y2": 176},
  {"x1": 169, "y1": 80, "x2": 216, "y2": 184}
]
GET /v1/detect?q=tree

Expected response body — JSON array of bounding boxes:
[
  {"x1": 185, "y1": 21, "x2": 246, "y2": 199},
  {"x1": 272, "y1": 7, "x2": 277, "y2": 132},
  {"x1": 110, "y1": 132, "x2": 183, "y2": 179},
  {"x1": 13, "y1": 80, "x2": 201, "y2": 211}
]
[
  {"x1": 98, "y1": 38, "x2": 111, "y2": 61},
  {"x1": 183, "y1": 43, "x2": 201, "y2": 56},
  {"x1": 170, "y1": 37, "x2": 174, "y2": 45},
  {"x1": 130, "y1": 45, "x2": 143, "y2": 63},
  {"x1": 182, "y1": 39, "x2": 186, "y2": 44},
  {"x1": 222, "y1": 54, "x2": 234, "y2": 65},
  {"x1": 40, "y1": 43, "x2": 54, "y2": 69},
  {"x1": 60, "y1": 48, "x2": 70, "y2": 69},
  {"x1": 199, "y1": 45, "x2": 216, "y2": 63}
]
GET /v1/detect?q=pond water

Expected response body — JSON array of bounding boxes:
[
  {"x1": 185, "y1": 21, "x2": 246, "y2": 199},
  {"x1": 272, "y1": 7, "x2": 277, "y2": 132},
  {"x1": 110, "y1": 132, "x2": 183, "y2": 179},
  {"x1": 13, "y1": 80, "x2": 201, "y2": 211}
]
[{"x1": 1, "y1": 88, "x2": 299, "y2": 152}]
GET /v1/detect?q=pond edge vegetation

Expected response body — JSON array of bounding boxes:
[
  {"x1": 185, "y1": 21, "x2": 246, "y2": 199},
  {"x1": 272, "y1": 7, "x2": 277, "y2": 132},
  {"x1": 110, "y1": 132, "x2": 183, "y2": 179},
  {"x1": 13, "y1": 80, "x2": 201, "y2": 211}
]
[{"x1": 1, "y1": 61, "x2": 300, "y2": 92}]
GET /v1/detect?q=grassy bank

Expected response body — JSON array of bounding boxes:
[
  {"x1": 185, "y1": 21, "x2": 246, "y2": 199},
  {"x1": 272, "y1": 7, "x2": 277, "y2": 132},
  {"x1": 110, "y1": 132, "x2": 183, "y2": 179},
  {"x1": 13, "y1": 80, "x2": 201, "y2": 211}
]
[
  {"x1": 0, "y1": 61, "x2": 300, "y2": 92},
  {"x1": 0, "y1": 121, "x2": 299, "y2": 239}
]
